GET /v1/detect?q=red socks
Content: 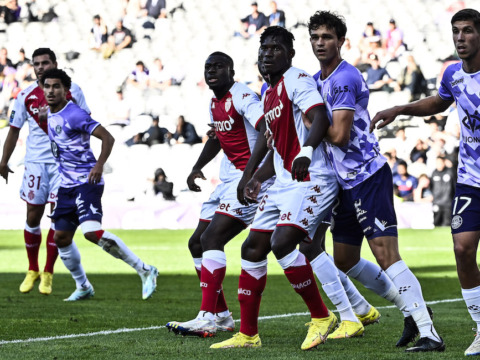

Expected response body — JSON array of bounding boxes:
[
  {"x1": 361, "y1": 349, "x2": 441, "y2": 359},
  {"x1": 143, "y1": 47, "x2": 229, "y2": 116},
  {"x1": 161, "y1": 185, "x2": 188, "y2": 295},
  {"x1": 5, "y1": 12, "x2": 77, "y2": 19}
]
[
  {"x1": 44, "y1": 228, "x2": 58, "y2": 273},
  {"x1": 24, "y1": 229, "x2": 41, "y2": 272},
  {"x1": 195, "y1": 265, "x2": 229, "y2": 314},
  {"x1": 200, "y1": 265, "x2": 226, "y2": 314},
  {"x1": 238, "y1": 269, "x2": 267, "y2": 336}
]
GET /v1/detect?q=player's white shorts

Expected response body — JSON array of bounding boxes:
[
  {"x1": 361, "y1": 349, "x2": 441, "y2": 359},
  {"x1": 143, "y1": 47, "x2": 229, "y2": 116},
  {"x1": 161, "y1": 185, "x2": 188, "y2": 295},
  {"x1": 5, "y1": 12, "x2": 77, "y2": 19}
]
[
  {"x1": 200, "y1": 176, "x2": 274, "y2": 227},
  {"x1": 250, "y1": 178, "x2": 339, "y2": 241},
  {"x1": 20, "y1": 162, "x2": 60, "y2": 205}
]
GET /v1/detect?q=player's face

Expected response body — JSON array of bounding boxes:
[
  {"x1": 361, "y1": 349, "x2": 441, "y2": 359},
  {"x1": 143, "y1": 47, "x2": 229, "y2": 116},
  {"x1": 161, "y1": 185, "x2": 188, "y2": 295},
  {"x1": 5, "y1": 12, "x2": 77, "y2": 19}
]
[
  {"x1": 33, "y1": 54, "x2": 56, "y2": 80},
  {"x1": 43, "y1": 78, "x2": 67, "y2": 107},
  {"x1": 310, "y1": 25, "x2": 344, "y2": 64},
  {"x1": 452, "y1": 20, "x2": 480, "y2": 60},
  {"x1": 204, "y1": 55, "x2": 232, "y2": 90},
  {"x1": 259, "y1": 35, "x2": 292, "y2": 78}
]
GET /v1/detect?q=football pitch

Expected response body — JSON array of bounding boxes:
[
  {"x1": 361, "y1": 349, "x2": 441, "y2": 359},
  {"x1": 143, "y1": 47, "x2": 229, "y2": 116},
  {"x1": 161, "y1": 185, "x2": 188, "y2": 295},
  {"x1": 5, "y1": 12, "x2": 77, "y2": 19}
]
[{"x1": 0, "y1": 227, "x2": 473, "y2": 359}]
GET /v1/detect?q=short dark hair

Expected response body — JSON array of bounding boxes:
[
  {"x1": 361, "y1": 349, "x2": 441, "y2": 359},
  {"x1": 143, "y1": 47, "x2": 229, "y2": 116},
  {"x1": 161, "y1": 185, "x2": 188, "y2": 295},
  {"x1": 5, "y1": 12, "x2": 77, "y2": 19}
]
[
  {"x1": 136, "y1": 61, "x2": 145, "y2": 67},
  {"x1": 93, "y1": 14, "x2": 101, "y2": 20},
  {"x1": 308, "y1": 11, "x2": 347, "y2": 39},
  {"x1": 451, "y1": 8, "x2": 480, "y2": 32},
  {"x1": 207, "y1": 51, "x2": 234, "y2": 69},
  {"x1": 32, "y1": 48, "x2": 56, "y2": 63},
  {"x1": 40, "y1": 68, "x2": 71, "y2": 90},
  {"x1": 260, "y1": 26, "x2": 295, "y2": 50},
  {"x1": 397, "y1": 160, "x2": 408, "y2": 168}
]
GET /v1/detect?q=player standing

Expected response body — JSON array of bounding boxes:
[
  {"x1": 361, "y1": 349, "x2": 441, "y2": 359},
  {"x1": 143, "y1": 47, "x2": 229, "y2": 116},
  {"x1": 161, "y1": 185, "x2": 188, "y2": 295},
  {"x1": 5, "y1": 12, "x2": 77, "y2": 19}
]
[
  {"x1": 371, "y1": 8, "x2": 480, "y2": 355},
  {"x1": 0, "y1": 48, "x2": 89, "y2": 295},
  {"x1": 309, "y1": 11, "x2": 444, "y2": 352},
  {"x1": 166, "y1": 52, "x2": 270, "y2": 337},
  {"x1": 212, "y1": 26, "x2": 340, "y2": 350},
  {"x1": 41, "y1": 68, "x2": 158, "y2": 301}
]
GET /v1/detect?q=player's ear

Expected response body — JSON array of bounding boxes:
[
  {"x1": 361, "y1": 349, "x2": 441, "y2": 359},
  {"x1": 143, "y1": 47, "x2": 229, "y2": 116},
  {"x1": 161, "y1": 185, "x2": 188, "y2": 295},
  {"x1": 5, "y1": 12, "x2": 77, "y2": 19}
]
[
  {"x1": 230, "y1": 69, "x2": 235, "y2": 78},
  {"x1": 289, "y1": 48, "x2": 295, "y2": 59},
  {"x1": 339, "y1": 36, "x2": 346, "y2": 49}
]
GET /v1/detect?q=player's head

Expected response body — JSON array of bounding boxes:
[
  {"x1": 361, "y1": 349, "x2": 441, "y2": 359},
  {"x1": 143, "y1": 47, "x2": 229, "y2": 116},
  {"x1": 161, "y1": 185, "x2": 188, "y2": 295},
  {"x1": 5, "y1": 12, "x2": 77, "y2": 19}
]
[
  {"x1": 32, "y1": 48, "x2": 57, "y2": 80},
  {"x1": 204, "y1": 52, "x2": 235, "y2": 93},
  {"x1": 40, "y1": 68, "x2": 71, "y2": 108},
  {"x1": 259, "y1": 26, "x2": 295, "y2": 79},
  {"x1": 451, "y1": 8, "x2": 480, "y2": 60},
  {"x1": 308, "y1": 11, "x2": 346, "y2": 64}
]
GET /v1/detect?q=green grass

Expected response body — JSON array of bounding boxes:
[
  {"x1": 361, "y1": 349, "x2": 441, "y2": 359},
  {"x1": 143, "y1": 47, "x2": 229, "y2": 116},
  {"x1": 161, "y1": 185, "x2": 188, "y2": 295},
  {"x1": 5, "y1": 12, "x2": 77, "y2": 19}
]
[{"x1": 0, "y1": 228, "x2": 472, "y2": 359}]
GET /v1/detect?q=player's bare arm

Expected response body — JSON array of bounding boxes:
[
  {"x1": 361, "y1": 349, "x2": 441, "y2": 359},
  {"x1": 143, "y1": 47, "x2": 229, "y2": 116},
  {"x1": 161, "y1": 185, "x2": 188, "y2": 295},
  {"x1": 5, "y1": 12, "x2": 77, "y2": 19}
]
[
  {"x1": 187, "y1": 137, "x2": 221, "y2": 192},
  {"x1": 237, "y1": 119, "x2": 269, "y2": 205},
  {"x1": 89, "y1": 125, "x2": 115, "y2": 184},
  {"x1": 38, "y1": 105, "x2": 49, "y2": 126},
  {"x1": 291, "y1": 105, "x2": 330, "y2": 181},
  {"x1": 370, "y1": 94, "x2": 452, "y2": 132},
  {"x1": 245, "y1": 150, "x2": 275, "y2": 203},
  {"x1": 326, "y1": 109, "x2": 354, "y2": 147},
  {"x1": 0, "y1": 126, "x2": 20, "y2": 183}
]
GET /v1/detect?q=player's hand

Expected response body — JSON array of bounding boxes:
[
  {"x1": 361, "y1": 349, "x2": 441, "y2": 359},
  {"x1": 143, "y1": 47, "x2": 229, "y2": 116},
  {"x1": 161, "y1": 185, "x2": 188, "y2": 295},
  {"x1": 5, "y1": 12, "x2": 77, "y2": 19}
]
[
  {"x1": 370, "y1": 107, "x2": 399, "y2": 132},
  {"x1": 187, "y1": 169, "x2": 206, "y2": 192},
  {"x1": 265, "y1": 129, "x2": 274, "y2": 150},
  {"x1": 245, "y1": 176, "x2": 262, "y2": 203},
  {"x1": 206, "y1": 123, "x2": 217, "y2": 139},
  {"x1": 0, "y1": 163, "x2": 13, "y2": 183},
  {"x1": 38, "y1": 105, "x2": 49, "y2": 125},
  {"x1": 237, "y1": 173, "x2": 252, "y2": 206},
  {"x1": 88, "y1": 163, "x2": 103, "y2": 184},
  {"x1": 291, "y1": 157, "x2": 311, "y2": 182}
]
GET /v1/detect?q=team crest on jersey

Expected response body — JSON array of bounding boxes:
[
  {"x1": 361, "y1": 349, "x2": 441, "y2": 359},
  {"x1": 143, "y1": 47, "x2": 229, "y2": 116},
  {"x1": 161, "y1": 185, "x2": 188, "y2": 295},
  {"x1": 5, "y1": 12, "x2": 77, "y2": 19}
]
[
  {"x1": 225, "y1": 98, "x2": 232, "y2": 112},
  {"x1": 451, "y1": 215, "x2": 463, "y2": 229},
  {"x1": 277, "y1": 82, "x2": 283, "y2": 96},
  {"x1": 28, "y1": 190, "x2": 35, "y2": 201},
  {"x1": 55, "y1": 125, "x2": 62, "y2": 134}
]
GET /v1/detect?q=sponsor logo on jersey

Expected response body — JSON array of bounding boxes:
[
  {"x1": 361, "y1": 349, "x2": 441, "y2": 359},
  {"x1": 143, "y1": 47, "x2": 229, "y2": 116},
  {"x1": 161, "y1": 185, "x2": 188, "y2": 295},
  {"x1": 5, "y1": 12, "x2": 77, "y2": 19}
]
[
  {"x1": 450, "y1": 77, "x2": 464, "y2": 87},
  {"x1": 297, "y1": 73, "x2": 308, "y2": 79},
  {"x1": 28, "y1": 94, "x2": 39, "y2": 100},
  {"x1": 218, "y1": 203, "x2": 231, "y2": 211},
  {"x1": 451, "y1": 215, "x2": 463, "y2": 229},
  {"x1": 242, "y1": 93, "x2": 250, "y2": 99},
  {"x1": 28, "y1": 190, "x2": 35, "y2": 201},
  {"x1": 29, "y1": 104, "x2": 39, "y2": 115},
  {"x1": 234, "y1": 208, "x2": 243, "y2": 215},
  {"x1": 291, "y1": 279, "x2": 311, "y2": 289},
  {"x1": 200, "y1": 282, "x2": 208, "y2": 288},
  {"x1": 214, "y1": 116, "x2": 235, "y2": 132},
  {"x1": 90, "y1": 204, "x2": 102, "y2": 215},
  {"x1": 238, "y1": 288, "x2": 251, "y2": 295},
  {"x1": 277, "y1": 82, "x2": 283, "y2": 96},
  {"x1": 280, "y1": 212, "x2": 292, "y2": 221},
  {"x1": 225, "y1": 98, "x2": 232, "y2": 112},
  {"x1": 462, "y1": 135, "x2": 480, "y2": 143},
  {"x1": 264, "y1": 99, "x2": 284, "y2": 124}
]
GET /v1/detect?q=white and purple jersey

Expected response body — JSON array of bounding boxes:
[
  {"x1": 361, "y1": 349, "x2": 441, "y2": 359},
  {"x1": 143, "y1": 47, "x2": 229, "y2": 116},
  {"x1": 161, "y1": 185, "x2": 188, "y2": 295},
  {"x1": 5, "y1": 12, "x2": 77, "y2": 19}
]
[
  {"x1": 438, "y1": 62, "x2": 480, "y2": 188},
  {"x1": 47, "y1": 101, "x2": 102, "y2": 188},
  {"x1": 314, "y1": 61, "x2": 386, "y2": 189}
]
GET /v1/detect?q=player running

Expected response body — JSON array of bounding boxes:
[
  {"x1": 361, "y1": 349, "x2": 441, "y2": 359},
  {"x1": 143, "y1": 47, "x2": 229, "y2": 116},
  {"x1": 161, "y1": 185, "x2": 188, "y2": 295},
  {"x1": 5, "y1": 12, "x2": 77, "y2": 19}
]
[
  {"x1": 165, "y1": 52, "x2": 271, "y2": 337},
  {"x1": 0, "y1": 48, "x2": 89, "y2": 295},
  {"x1": 211, "y1": 26, "x2": 339, "y2": 350},
  {"x1": 40, "y1": 68, "x2": 158, "y2": 301},
  {"x1": 371, "y1": 8, "x2": 479, "y2": 355},
  {"x1": 308, "y1": 11, "x2": 444, "y2": 352}
]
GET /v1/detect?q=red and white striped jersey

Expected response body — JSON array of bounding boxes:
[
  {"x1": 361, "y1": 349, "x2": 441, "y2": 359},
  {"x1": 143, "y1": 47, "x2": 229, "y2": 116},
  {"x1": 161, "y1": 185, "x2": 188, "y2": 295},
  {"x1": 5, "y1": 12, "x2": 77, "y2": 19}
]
[
  {"x1": 9, "y1": 81, "x2": 90, "y2": 163},
  {"x1": 263, "y1": 67, "x2": 335, "y2": 185},
  {"x1": 209, "y1": 82, "x2": 264, "y2": 182}
]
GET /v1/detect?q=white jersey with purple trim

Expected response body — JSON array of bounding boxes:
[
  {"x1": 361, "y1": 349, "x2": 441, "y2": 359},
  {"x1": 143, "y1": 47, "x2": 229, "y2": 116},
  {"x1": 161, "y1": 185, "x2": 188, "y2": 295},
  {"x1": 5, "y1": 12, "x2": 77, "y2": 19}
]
[
  {"x1": 47, "y1": 101, "x2": 101, "y2": 188},
  {"x1": 209, "y1": 82, "x2": 264, "y2": 182},
  {"x1": 313, "y1": 61, "x2": 386, "y2": 189},
  {"x1": 263, "y1": 66, "x2": 335, "y2": 186},
  {"x1": 438, "y1": 62, "x2": 480, "y2": 188},
  {"x1": 10, "y1": 81, "x2": 90, "y2": 163}
]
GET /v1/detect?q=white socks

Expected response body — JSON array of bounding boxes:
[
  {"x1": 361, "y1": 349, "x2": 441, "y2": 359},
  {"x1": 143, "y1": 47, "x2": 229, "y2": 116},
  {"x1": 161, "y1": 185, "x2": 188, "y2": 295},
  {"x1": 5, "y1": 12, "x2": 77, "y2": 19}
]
[
  {"x1": 58, "y1": 242, "x2": 91, "y2": 290},
  {"x1": 311, "y1": 252, "x2": 358, "y2": 322},
  {"x1": 202, "y1": 250, "x2": 226, "y2": 273},
  {"x1": 462, "y1": 286, "x2": 480, "y2": 332}
]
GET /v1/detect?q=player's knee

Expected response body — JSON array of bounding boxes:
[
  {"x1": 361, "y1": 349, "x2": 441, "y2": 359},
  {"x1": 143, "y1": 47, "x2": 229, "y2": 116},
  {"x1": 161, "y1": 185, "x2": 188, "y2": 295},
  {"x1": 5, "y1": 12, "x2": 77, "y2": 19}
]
[
  {"x1": 84, "y1": 231, "x2": 99, "y2": 243},
  {"x1": 188, "y1": 235, "x2": 203, "y2": 257},
  {"x1": 454, "y1": 240, "x2": 475, "y2": 260},
  {"x1": 54, "y1": 232, "x2": 70, "y2": 248},
  {"x1": 241, "y1": 236, "x2": 268, "y2": 262}
]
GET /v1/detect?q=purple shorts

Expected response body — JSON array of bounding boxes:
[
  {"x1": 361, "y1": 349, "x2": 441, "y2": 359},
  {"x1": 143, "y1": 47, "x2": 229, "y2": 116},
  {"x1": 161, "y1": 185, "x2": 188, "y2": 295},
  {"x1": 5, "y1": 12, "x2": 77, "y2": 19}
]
[{"x1": 451, "y1": 183, "x2": 480, "y2": 234}]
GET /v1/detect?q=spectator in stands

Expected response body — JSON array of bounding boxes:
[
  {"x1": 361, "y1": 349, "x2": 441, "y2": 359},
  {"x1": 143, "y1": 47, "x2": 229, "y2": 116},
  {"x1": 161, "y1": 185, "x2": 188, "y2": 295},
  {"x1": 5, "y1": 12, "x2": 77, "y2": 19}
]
[
  {"x1": 384, "y1": 149, "x2": 401, "y2": 176},
  {"x1": 171, "y1": 115, "x2": 201, "y2": 145},
  {"x1": 0, "y1": 0, "x2": 20, "y2": 25},
  {"x1": 237, "y1": 2, "x2": 269, "y2": 39},
  {"x1": 90, "y1": 15, "x2": 109, "y2": 52},
  {"x1": 153, "y1": 168, "x2": 175, "y2": 201},
  {"x1": 393, "y1": 160, "x2": 418, "y2": 201},
  {"x1": 359, "y1": 22, "x2": 381, "y2": 57},
  {"x1": 431, "y1": 156, "x2": 455, "y2": 227},
  {"x1": 103, "y1": 20, "x2": 133, "y2": 59},
  {"x1": 0, "y1": 66, "x2": 19, "y2": 114},
  {"x1": 14, "y1": 48, "x2": 30, "y2": 69},
  {"x1": 366, "y1": 54, "x2": 394, "y2": 92},
  {"x1": 395, "y1": 54, "x2": 426, "y2": 101},
  {"x1": 384, "y1": 19, "x2": 405, "y2": 61},
  {"x1": 149, "y1": 58, "x2": 172, "y2": 91},
  {"x1": 268, "y1": 1, "x2": 285, "y2": 28},
  {"x1": 342, "y1": 38, "x2": 361, "y2": 67},
  {"x1": 0, "y1": 47, "x2": 13, "y2": 74},
  {"x1": 140, "y1": 0, "x2": 166, "y2": 20},
  {"x1": 413, "y1": 174, "x2": 433, "y2": 203},
  {"x1": 410, "y1": 138, "x2": 429, "y2": 164},
  {"x1": 127, "y1": 61, "x2": 150, "y2": 90},
  {"x1": 393, "y1": 127, "x2": 414, "y2": 162},
  {"x1": 125, "y1": 116, "x2": 171, "y2": 146},
  {"x1": 107, "y1": 87, "x2": 130, "y2": 127}
]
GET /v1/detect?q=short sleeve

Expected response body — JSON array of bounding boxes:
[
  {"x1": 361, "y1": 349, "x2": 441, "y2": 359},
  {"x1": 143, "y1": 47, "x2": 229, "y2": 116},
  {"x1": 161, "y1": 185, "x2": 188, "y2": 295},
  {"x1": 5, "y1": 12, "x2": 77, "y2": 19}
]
[
  {"x1": 438, "y1": 68, "x2": 455, "y2": 101},
  {"x1": 232, "y1": 85, "x2": 264, "y2": 130},
  {"x1": 9, "y1": 95, "x2": 27, "y2": 129},
  {"x1": 286, "y1": 69, "x2": 324, "y2": 115},
  {"x1": 330, "y1": 70, "x2": 359, "y2": 111}
]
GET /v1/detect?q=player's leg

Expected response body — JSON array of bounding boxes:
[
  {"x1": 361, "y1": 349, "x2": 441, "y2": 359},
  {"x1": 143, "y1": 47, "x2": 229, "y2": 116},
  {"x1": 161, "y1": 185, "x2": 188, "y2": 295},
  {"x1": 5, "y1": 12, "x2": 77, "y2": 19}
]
[{"x1": 300, "y1": 223, "x2": 365, "y2": 338}]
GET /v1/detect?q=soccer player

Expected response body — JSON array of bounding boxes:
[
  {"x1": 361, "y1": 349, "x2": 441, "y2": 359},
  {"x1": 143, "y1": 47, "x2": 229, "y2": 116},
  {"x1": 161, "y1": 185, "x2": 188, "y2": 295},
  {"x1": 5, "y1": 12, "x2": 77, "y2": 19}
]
[
  {"x1": 211, "y1": 26, "x2": 339, "y2": 350},
  {"x1": 165, "y1": 52, "x2": 270, "y2": 337},
  {"x1": 308, "y1": 11, "x2": 444, "y2": 352},
  {"x1": 371, "y1": 8, "x2": 480, "y2": 355},
  {"x1": 40, "y1": 68, "x2": 158, "y2": 301},
  {"x1": 0, "y1": 48, "x2": 90, "y2": 295}
]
